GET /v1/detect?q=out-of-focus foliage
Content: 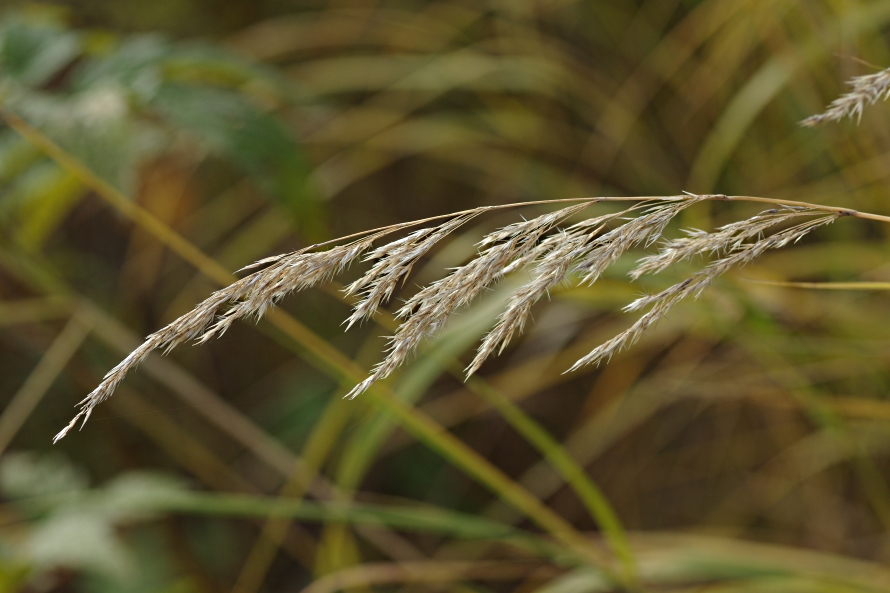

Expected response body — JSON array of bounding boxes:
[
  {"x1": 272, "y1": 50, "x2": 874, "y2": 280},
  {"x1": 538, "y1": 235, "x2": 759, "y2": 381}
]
[
  {"x1": 0, "y1": 452, "x2": 193, "y2": 592},
  {"x1": 0, "y1": 7, "x2": 317, "y2": 250},
  {"x1": 4, "y1": 1, "x2": 890, "y2": 592}
]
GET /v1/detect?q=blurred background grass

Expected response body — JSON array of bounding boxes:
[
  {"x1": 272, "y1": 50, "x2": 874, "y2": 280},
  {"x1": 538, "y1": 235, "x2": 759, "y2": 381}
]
[{"x1": 3, "y1": 0, "x2": 890, "y2": 592}]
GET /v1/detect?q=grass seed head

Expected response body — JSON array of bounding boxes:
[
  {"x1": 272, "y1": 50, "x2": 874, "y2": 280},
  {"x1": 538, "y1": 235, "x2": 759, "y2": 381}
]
[{"x1": 56, "y1": 196, "x2": 844, "y2": 439}]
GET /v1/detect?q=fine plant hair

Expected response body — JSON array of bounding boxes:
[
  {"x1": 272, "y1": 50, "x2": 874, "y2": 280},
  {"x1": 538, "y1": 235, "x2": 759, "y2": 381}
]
[
  {"x1": 802, "y1": 65, "x2": 890, "y2": 126},
  {"x1": 55, "y1": 192, "x2": 873, "y2": 443}
]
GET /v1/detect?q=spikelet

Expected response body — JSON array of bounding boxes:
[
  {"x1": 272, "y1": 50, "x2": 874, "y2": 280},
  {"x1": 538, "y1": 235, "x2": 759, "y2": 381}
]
[
  {"x1": 344, "y1": 201, "x2": 595, "y2": 398},
  {"x1": 466, "y1": 196, "x2": 707, "y2": 377},
  {"x1": 53, "y1": 239, "x2": 375, "y2": 443},
  {"x1": 802, "y1": 66, "x2": 890, "y2": 126},
  {"x1": 465, "y1": 218, "x2": 614, "y2": 378},
  {"x1": 568, "y1": 209, "x2": 839, "y2": 371},
  {"x1": 344, "y1": 214, "x2": 479, "y2": 329},
  {"x1": 629, "y1": 206, "x2": 807, "y2": 280}
]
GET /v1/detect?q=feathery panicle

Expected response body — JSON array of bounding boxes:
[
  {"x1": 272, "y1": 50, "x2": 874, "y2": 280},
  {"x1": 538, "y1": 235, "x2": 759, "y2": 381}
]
[
  {"x1": 467, "y1": 196, "x2": 708, "y2": 376},
  {"x1": 53, "y1": 240, "x2": 374, "y2": 443},
  {"x1": 199, "y1": 240, "x2": 374, "y2": 341},
  {"x1": 574, "y1": 195, "x2": 707, "y2": 286},
  {"x1": 57, "y1": 195, "x2": 850, "y2": 441},
  {"x1": 465, "y1": 217, "x2": 615, "y2": 377},
  {"x1": 344, "y1": 214, "x2": 479, "y2": 329},
  {"x1": 345, "y1": 201, "x2": 595, "y2": 398},
  {"x1": 630, "y1": 206, "x2": 809, "y2": 280},
  {"x1": 568, "y1": 209, "x2": 839, "y2": 372},
  {"x1": 802, "y1": 66, "x2": 890, "y2": 126}
]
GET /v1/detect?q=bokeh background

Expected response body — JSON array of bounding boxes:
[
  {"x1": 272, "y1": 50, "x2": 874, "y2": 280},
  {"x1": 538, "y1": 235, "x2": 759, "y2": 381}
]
[{"x1": 3, "y1": 0, "x2": 890, "y2": 591}]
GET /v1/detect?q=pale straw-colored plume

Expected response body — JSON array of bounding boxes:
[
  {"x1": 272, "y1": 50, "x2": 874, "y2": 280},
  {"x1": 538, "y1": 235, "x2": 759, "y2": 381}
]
[
  {"x1": 344, "y1": 201, "x2": 595, "y2": 398},
  {"x1": 629, "y1": 206, "x2": 809, "y2": 280},
  {"x1": 568, "y1": 208, "x2": 840, "y2": 371},
  {"x1": 802, "y1": 66, "x2": 890, "y2": 126},
  {"x1": 53, "y1": 239, "x2": 375, "y2": 443},
  {"x1": 466, "y1": 196, "x2": 705, "y2": 377},
  {"x1": 55, "y1": 194, "x2": 849, "y2": 441},
  {"x1": 344, "y1": 214, "x2": 479, "y2": 329},
  {"x1": 465, "y1": 216, "x2": 617, "y2": 379}
]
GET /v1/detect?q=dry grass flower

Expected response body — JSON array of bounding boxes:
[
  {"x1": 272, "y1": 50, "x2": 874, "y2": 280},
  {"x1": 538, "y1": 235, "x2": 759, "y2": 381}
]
[
  {"x1": 570, "y1": 208, "x2": 840, "y2": 370},
  {"x1": 345, "y1": 201, "x2": 596, "y2": 398},
  {"x1": 801, "y1": 66, "x2": 890, "y2": 126},
  {"x1": 55, "y1": 194, "x2": 858, "y2": 442}
]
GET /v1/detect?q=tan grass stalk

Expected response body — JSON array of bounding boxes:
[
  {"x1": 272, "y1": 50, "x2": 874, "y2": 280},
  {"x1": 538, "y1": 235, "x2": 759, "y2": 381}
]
[
  {"x1": 802, "y1": 66, "x2": 890, "y2": 126},
  {"x1": 56, "y1": 195, "x2": 859, "y2": 441}
]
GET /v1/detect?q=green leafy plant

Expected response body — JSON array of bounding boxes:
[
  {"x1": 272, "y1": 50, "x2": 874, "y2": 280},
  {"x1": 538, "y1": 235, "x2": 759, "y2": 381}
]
[{"x1": 0, "y1": 9, "x2": 318, "y2": 249}]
